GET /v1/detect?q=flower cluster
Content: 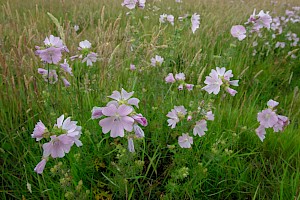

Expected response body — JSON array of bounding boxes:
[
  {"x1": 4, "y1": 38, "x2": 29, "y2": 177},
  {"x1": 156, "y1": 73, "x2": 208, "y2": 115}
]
[
  {"x1": 121, "y1": 0, "x2": 146, "y2": 9},
  {"x1": 36, "y1": 35, "x2": 72, "y2": 87},
  {"x1": 231, "y1": 10, "x2": 272, "y2": 41},
  {"x1": 255, "y1": 100, "x2": 289, "y2": 142},
  {"x1": 165, "y1": 72, "x2": 194, "y2": 91},
  {"x1": 32, "y1": 115, "x2": 83, "y2": 174},
  {"x1": 166, "y1": 105, "x2": 214, "y2": 148},
  {"x1": 91, "y1": 88, "x2": 148, "y2": 152},
  {"x1": 71, "y1": 40, "x2": 98, "y2": 67},
  {"x1": 202, "y1": 67, "x2": 239, "y2": 96},
  {"x1": 159, "y1": 14, "x2": 175, "y2": 25}
]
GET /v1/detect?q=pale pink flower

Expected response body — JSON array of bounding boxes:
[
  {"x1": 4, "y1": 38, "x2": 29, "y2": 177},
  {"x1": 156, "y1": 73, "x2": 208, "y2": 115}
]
[
  {"x1": 178, "y1": 133, "x2": 193, "y2": 148},
  {"x1": 36, "y1": 47, "x2": 62, "y2": 64},
  {"x1": 187, "y1": 115, "x2": 192, "y2": 121},
  {"x1": 55, "y1": 115, "x2": 82, "y2": 147},
  {"x1": 185, "y1": 84, "x2": 194, "y2": 91},
  {"x1": 191, "y1": 13, "x2": 200, "y2": 33},
  {"x1": 255, "y1": 10, "x2": 272, "y2": 30},
  {"x1": 225, "y1": 87, "x2": 238, "y2": 96},
  {"x1": 175, "y1": 73, "x2": 185, "y2": 81},
  {"x1": 74, "y1": 25, "x2": 79, "y2": 32},
  {"x1": 267, "y1": 99, "x2": 279, "y2": 108},
  {"x1": 151, "y1": 55, "x2": 164, "y2": 66},
  {"x1": 44, "y1": 35, "x2": 64, "y2": 48},
  {"x1": 79, "y1": 40, "x2": 91, "y2": 49},
  {"x1": 82, "y1": 52, "x2": 98, "y2": 66},
  {"x1": 132, "y1": 114, "x2": 148, "y2": 126},
  {"x1": 130, "y1": 64, "x2": 136, "y2": 70},
  {"x1": 230, "y1": 25, "x2": 247, "y2": 41},
  {"x1": 255, "y1": 125, "x2": 266, "y2": 142},
  {"x1": 108, "y1": 88, "x2": 140, "y2": 108},
  {"x1": 31, "y1": 121, "x2": 47, "y2": 141},
  {"x1": 205, "y1": 111, "x2": 214, "y2": 121},
  {"x1": 133, "y1": 124, "x2": 144, "y2": 138},
  {"x1": 167, "y1": 106, "x2": 187, "y2": 129},
  {"x1": 167, "y1": 15, "x2": 174, "y2": 25},
  {"x1": 99, "y1": 104, "x2": 134, "y2": 138},
  {"x1": 273, "y1": 115, "x2": 289, "y2": 132},
  {"x1": 138, "y1": 0, "x2": 146, "y2": 9},
  {"x1": 165, "y1": 73, "x2": 176, "y2": 83},
  {"x1": 193, "y1": 120, "x2": 207, "y2": 137},
  {"x1": 122, "y1": 0, "x2": 138, "y2": 9},
  {"x1": 60, "y1": 59, "x2": 73, "y2": 75},
  {"x1": 202, "y1": 70, "x2": 223, "y2": 94},
  {"x1": 91, "y1": 107, "x2": 103, "y2": 119},
  {"x1": 128, "y1": 138, "x2": 135, "y2": 152},
  {"x1": 34, "y1": 159, "x2": 47, "y2": 174},
  {"x1": 257, "y1": 108, "x2": 278, "y2": 128},
  {"x1": 159, "y1": 14, "x2": 168, "y2": 23},
  {"x1": 62, "y1": 78, "x2": 71, "y2": 87},
  {"x1": 43, "y1": 134, "x2": 74, "y2": 158}
]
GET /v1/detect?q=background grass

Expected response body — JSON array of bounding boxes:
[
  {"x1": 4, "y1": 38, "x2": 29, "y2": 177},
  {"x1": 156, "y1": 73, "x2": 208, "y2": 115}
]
[{"x1": 0, "y1": 0, "x2": 300, "y2": 199}]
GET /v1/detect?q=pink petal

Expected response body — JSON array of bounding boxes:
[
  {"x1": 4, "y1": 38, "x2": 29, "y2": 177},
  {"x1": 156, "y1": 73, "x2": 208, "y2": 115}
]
[
  {"x1": 121, "y1": 88, "x2": 134, "y2": 100},
  {"x1": 128, "y1": 98, "x2": 140, "y2": 108},
  {"x1": 99, "y1": 117, "x2": 114, "y2": 133},
  {"x1": 118, "y1": 105, "x2": 133, "y2": 116},
  {"x1": 102, "y1": 104, "x2": 118, "y2": 117}
]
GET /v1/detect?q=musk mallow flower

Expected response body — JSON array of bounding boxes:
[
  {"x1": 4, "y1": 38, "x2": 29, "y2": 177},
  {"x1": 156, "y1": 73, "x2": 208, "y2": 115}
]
[
  {"x1": 133, "y1": 124, "x2": 145, "y2": 138},
  {"x1": 82, "y1": 52, "x2": 98, "y2": 66},
  {"x1": 132, "y1": 114, "x2": 148, "y2": 126},
  {"x1": 43, "y1": 134, "x2": 74, "y2": 158},
  {"x1": 44, "y1": 35, "x2": 64, "y2": 48},
  {"x1": 32, "y1": 121, "x2": 47, "y2": 141},
  {"x1": 167, "y1": 15, "x2": 175, "y2": 25},
  {"x1": 99, "y1": 104, "x2": 134, "y2": 138},
  {"x1": 62, "y1": 78, "x2": 71, "y2": 87},
  {"x1": 34, "y1": 158, "x2": 47, "y2": 174},
  {"x1": 151, "y1": 55, "x2": 164, "y2": 66},
  {"x1": 202, "y1": 69, "x2": 223, "y2": 94},
  {"x1": 79, "y1": 40, "x2": 91, "y2": 49},
  {"x1": 165, "y1": 73, "x2": 176, "y2": 83},
  {"x1": 273, "y1": 115, "x2": 289, "y2": 132},
  {"x1": 60, "y1": 59, "x2": 73, "y2": 75},
  {"x1": 205, "y1": 111, "x2": 214, "y2": 121},
  {"x1": 178, "y1": 133, "x2": 193, "y2": 148},
  {"x1": 108, "y1": 88, "x2": 140, "y2": 108},
  {"x1": 175, "y1": 73, "x2": 185, "y2": 81},
  {"x1": 74, "y1": 25, "x2": 79, "y2": 32},
  {"x1": 202, "y1": 67, "x2": 239, "y2": 96},
  {"x1": 91, "y1": 107, "x2": 103, "y2": 119},
  {"x1": 230, "y1": 25, "x2": 247, "y2": 41},
  {"x1": 128, "y1": 138, "x2": 135, "y2": 152},
  {"x1": 267, "y1": 99, "x2": 279, "y2": 108},
  {"x1": 193, "y1": 119, "x2": 207, "y2": 137},
  {"x1": 167, "y1": 106, "x2": 187, "y2": 129},
  {"x1": 255, "y1": 125, "x2": 266, "y2": 142},
  {"x1": 122, "y1": 0, "x2": 138, "y2": 9},
  {"x1": 191, "y1": 13, "x2": 200, "y2": 33},
  {"x1": 36, "y1": 46, "x2": 63, "y2": 64},
  {"x1": 257, "y1": 108, "x2": 278, "y2": 128}
]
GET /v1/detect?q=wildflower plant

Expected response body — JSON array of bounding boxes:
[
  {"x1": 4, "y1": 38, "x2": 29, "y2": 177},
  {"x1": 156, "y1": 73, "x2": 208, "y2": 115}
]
[
  {"x1": 36, "y1": 35, "x2": 73, "y2": 87},
  {"x1": 91, "y1": 88, "x2": 148, "y2": 152},
  {"x1": 255, "y1": 99, "x2": 289, "y2": 142},
  {"x1": 32, "y1": 115, "x2": 83, "y2": 174}
]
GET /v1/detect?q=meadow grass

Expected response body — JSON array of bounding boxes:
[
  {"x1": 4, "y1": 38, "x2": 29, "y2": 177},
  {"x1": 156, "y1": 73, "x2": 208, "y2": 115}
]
[{"x1": 0, "y1": 0, "x2": 300, "y2": 199}]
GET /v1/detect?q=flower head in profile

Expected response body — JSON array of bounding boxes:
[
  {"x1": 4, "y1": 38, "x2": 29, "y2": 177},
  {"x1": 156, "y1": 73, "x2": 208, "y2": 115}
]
[
  {"x1": 231, "y1": 25, "x2": 247, "y2": 41},
  {"x1": 60, "y1": 59, "x2": 73, "y2": 75},
  {"x1": 99, "y1": 104, "x2": 134, "y2": 138},
  {"x1": 165, "y1": 73, "x2": 176, "y2": 83},
  {"x1": 108, "y1": 88, "x2": 140, "y2": 108},
  {"x1": 32, "y1": 121, "x2": 47, "y2": 141},
  {"x1": 178, "y1": 133, "x2": 193, "y2": 148},
  {"x1": 191, "y1": 13, "x2": 200, "y2": 33},
  {"x1": 167, "y1": 106, "x2": 187, "y2": 129}
]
